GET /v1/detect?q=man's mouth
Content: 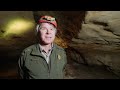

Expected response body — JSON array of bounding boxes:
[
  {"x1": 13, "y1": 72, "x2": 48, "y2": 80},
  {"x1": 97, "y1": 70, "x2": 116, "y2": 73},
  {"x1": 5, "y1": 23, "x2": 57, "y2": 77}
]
[{"x1": 46, "y1": 37, "x2": 51, "y2": 39}]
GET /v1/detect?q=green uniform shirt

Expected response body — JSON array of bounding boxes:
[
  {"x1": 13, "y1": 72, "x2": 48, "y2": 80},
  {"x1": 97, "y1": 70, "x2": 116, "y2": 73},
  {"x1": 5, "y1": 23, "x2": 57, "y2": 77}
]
[{"x1": 18, "y1": 43, "x2": 67, "y2": 79}]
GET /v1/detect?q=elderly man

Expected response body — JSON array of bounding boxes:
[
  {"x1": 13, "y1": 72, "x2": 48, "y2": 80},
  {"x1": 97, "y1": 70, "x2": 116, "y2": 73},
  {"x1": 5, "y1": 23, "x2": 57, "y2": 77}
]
[{"x1": 18, "y1": 15, "x2": 67, "y2": 79}]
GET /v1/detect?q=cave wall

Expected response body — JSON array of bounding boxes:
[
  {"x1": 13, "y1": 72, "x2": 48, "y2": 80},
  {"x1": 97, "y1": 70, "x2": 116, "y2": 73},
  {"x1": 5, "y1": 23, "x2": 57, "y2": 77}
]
[
  {"x1": 0, "y1": 11, "x2": 36, "y2": 63},
  {"x1": 69, "y1": 11, "x2": 120, "y2": 76}
]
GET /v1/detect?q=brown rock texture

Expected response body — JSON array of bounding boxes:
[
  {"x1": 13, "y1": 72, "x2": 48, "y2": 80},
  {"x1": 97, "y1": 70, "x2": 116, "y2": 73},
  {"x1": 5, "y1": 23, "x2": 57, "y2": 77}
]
[{"x1": 69, "y1": 11, "x2": 120, "y2": 76}]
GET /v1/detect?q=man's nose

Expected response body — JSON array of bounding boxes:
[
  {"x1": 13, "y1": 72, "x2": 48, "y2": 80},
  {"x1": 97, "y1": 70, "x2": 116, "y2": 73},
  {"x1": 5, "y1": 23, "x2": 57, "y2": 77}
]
[{"x1": 46, "y1": 29, "x2": 51, "y2": 34}]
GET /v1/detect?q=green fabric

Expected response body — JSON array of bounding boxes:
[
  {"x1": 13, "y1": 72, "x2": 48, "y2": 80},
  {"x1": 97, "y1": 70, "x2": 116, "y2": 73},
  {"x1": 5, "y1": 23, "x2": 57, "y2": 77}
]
[{"x1": 18, "y1": 43, "x2": 67, "y2": 79}]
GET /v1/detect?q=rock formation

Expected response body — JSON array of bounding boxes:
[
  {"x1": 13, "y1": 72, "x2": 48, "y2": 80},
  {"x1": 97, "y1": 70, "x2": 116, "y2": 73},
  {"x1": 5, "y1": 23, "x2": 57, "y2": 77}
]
[{"x1": 69, "y1": 11, "x2": 120, "y2": 76}]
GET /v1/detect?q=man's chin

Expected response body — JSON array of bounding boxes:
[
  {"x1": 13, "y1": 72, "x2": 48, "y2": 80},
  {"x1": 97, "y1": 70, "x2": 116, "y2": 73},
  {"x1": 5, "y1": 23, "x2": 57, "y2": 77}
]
[{"x1": 43, "y1": 42, "x2": 52, "y2": 45}]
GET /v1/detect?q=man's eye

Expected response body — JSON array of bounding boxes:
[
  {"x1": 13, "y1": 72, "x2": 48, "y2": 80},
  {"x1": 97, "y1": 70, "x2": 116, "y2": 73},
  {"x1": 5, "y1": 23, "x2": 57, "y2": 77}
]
[{"x1": 40, "y1": 27, "x2": 46, "y2": 30}]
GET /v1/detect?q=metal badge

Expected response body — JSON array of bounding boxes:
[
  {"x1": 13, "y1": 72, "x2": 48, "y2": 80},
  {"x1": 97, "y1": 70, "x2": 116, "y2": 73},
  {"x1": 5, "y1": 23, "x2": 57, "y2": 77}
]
[{"x1": 57, "y1": 54, "x2": 61, "y2": 60}]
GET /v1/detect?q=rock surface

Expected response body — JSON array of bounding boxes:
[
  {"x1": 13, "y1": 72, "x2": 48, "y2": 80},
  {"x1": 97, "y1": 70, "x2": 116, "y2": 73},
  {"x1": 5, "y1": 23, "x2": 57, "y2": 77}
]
[{"x1": 69, "y1": 11, "x2": 120, "y2": 76}]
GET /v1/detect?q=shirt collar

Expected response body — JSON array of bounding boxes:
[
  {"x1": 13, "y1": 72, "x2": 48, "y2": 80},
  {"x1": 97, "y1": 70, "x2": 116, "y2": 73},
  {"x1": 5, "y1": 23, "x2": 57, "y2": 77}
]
[{"x1": 39, "y1": 43, "x2": 54, "y2": 53}]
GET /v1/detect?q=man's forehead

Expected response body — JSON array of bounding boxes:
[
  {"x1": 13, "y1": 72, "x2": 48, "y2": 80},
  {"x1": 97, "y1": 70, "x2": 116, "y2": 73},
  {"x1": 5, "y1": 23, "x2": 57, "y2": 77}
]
[{"x1": 40, "y1": 23, "x2": 55, "y2": 28}]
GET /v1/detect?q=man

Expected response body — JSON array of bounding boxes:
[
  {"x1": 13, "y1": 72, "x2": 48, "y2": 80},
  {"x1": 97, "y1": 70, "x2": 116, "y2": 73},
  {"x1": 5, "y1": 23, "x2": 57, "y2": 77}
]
[{"x1": 18, "y1": 15, "x2": 67, "y2": 79}]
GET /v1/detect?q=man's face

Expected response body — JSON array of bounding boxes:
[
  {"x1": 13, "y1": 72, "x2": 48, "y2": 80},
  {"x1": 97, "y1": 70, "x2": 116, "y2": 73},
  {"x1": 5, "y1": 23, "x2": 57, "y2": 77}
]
[{"x1": 38, "y1": 23, "x2": 56, "y2": 45}]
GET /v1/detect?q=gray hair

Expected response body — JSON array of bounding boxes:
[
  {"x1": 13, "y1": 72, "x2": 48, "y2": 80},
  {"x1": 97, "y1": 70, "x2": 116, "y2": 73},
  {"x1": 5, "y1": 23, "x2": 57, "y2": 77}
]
[{"x1": 35, "y1": 24, "x2": 40, "y2": 35}]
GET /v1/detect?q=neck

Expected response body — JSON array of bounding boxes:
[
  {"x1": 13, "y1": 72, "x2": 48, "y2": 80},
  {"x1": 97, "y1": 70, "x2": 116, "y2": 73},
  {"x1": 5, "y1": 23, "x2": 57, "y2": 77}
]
[{"x1": 40, "y1": 43, "x2": 52, "y2": 53}]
